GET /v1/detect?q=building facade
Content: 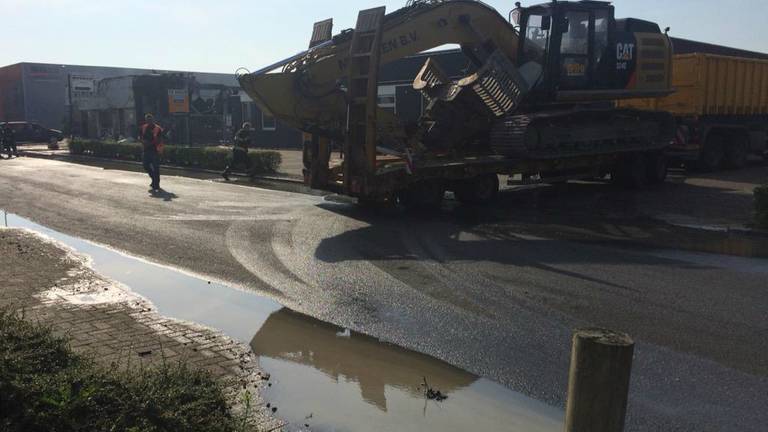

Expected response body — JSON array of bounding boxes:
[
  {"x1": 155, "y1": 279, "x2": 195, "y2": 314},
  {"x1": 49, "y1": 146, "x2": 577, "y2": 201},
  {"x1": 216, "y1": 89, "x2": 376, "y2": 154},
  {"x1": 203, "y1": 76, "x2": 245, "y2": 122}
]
[{"x1": 0, "y1": 62, "x2": 301, "y2": 148}]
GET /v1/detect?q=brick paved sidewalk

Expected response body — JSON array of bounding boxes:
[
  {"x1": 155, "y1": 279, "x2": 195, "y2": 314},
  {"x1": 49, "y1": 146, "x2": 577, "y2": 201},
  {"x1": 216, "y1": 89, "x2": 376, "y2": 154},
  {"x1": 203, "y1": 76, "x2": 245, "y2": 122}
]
[{"x1": 0, "y1": 228, "x2": 284, "y2": 431}]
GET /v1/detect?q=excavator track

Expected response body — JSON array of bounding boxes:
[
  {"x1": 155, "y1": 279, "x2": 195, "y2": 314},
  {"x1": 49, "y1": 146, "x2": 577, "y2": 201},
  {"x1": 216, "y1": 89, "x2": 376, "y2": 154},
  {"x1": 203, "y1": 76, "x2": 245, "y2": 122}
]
[{"x1": 490, "y1": 108, "x2": 675, "y2": 159}]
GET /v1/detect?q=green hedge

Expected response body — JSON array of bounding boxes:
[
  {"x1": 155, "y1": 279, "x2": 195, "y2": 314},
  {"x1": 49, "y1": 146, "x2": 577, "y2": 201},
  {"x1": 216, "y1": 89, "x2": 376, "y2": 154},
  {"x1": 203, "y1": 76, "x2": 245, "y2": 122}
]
[
  {"x1": 755, "y1": 185, "x2": 768, "y2": 229},
  {"x1": 69, "y1": 140, "x2": 281, "y2": 175}
]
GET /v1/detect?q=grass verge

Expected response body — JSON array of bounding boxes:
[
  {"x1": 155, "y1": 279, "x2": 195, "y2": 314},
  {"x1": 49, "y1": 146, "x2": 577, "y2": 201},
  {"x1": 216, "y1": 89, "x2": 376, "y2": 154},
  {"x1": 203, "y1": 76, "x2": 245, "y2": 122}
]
[
  {"x1": 69, "y1": 140, "x2": 282, "y2": 175},
  {"x1": 0, "y1": 307, "x2": 248, "y2": 432}
]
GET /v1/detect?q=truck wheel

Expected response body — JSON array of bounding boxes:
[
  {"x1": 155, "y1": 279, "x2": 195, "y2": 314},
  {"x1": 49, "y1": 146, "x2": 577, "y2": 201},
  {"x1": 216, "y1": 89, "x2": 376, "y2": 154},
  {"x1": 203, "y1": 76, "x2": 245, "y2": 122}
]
[
  {"x1": 399, "y1": 181, "x2": 445, "y2": 210},
  {"x1": 696, "y1": 134, "x2": 724, "y2": 172},
  {"x1": 645, "y1": 152, "x2": 668, "y2": 185},
  {"x1": 454, "y1": 174, "x2": 500, "y2": 205},
  {"x1": 613, "y1": 153, "x2": 647, "y2": 189},
  {"x1": 724, "y1": 139, "x2": 748, "y2": 169}
]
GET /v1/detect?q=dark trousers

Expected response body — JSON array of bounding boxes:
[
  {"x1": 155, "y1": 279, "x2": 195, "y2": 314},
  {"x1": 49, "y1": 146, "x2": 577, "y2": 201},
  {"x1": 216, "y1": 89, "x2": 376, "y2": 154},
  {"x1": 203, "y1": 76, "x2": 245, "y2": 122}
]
[
  {"x1": 223, "y1": 150, "x2": 251, "y2": 175},
  {"x1": 2, "y1": 139, "x2": 16, "y2": 156},
  {"x1": 143, "y1": 151, "x2": 161, "y2": 189}
]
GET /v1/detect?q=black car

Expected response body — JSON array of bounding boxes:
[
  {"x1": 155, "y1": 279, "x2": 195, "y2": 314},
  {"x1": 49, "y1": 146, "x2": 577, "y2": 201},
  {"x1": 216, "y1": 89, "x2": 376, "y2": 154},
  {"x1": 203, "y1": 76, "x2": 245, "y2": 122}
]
[{"x1": 1, "y1": 121, "x2": 64, "y2": 147}]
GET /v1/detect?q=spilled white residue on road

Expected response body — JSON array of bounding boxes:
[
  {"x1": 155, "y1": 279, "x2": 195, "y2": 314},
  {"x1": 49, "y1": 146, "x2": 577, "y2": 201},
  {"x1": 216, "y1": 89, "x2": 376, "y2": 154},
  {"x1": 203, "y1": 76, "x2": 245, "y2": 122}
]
[
  {"x1": 38, "y1": 286, "x2": 143, "y2": 306},
  {"x1": 3, "y1": 226, "x2": 151, "y2": 308}
]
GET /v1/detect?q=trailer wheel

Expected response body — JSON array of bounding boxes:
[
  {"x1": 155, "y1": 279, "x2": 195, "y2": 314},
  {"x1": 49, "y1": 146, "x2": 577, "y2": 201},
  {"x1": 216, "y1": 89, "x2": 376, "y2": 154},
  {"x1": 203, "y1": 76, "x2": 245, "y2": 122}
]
[
  {"x1": 399, "y1": 180, "x2": 445, "y2": 210},
  {"x1": 724, "y1": 137, "x2": 748, "y2": 169},
  {"x1": 612, "y1": 153, "x2": 647, "y2": 189},
  {"x1": 454, "y1": 174, "x2": 500, "y2": 205},
  {"x1": 645, "y1": 152, "x2": 668, "y2": 185},
  {"x1": 696, "y1": 134, "x2": 725, "y2": 172}
]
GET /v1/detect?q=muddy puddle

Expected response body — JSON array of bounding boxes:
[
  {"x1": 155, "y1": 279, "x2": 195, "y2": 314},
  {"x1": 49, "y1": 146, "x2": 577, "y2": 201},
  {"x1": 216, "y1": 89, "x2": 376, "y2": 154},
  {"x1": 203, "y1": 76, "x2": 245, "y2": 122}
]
[{"x1": 3, "y1": 211, "x2": 563, "y2": 432}]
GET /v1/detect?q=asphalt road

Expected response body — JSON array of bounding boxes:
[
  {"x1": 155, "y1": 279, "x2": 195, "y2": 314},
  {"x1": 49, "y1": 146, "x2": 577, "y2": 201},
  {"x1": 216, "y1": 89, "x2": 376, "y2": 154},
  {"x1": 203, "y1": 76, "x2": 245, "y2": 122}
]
[{"x1": 1, "y1": 157, "x2": 766, "y2": 431}]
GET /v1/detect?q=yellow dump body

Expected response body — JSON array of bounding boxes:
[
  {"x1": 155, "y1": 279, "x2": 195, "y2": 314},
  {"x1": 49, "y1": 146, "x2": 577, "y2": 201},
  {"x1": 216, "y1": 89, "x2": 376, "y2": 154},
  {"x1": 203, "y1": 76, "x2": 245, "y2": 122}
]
[{"x1": 620, "y1": 53, "x2": 768, "y2": 116}]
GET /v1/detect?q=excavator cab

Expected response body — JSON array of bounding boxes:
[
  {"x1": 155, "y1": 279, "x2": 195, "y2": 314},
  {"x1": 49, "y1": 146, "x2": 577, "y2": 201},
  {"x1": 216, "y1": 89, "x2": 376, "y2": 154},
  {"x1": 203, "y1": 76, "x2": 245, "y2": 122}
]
[{"x1": 513, "y1": 1, "x2": 673, "y2": 103}]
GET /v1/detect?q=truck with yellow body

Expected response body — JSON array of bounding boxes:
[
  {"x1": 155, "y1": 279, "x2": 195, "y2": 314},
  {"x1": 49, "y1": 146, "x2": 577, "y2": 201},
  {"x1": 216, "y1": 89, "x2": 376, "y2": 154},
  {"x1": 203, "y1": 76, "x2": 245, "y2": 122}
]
[{"x1": 621, "y1": 53, "x2": 768, "y2": 170}]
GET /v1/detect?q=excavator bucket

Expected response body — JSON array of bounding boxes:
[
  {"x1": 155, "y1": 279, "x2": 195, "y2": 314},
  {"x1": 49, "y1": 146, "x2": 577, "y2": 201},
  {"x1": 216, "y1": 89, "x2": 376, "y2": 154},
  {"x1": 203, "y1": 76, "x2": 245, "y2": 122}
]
[
  {"x1": 416, "y1": 51, "x2": 530, "y2": 119},
  {"x1": 413, "y1": 51, "x2": 531, "y2": 152},
  {"x1": 467, "y1": 51, "x2": 529, "y2": 116}
]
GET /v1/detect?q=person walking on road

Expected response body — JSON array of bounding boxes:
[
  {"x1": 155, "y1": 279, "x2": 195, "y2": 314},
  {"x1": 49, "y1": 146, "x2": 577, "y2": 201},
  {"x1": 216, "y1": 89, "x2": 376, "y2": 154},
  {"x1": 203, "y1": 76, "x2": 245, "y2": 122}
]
[
  {"x1": 1, "y1": 123, "x2": 17, "y2": 158},
  {"x1": 222, "y1": 122, "x2": 253, "y2": 181},
  {"x1": 139, "y1": 114, "x2": 164, "y2": 192}
]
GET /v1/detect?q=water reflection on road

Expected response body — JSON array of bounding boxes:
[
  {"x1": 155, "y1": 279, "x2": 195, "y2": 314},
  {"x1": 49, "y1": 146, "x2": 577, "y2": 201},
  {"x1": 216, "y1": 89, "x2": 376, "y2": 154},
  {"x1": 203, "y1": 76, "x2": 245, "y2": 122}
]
[{"x1": 252, "y1": 308, "x2": 562, "y2": 432}]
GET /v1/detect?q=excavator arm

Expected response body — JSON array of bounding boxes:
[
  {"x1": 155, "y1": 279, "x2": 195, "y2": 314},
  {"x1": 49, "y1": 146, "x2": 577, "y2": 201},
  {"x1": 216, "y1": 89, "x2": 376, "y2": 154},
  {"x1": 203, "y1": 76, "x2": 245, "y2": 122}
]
[{"x1": 238, "y1": 0, "x2": 525, "y2": 140}]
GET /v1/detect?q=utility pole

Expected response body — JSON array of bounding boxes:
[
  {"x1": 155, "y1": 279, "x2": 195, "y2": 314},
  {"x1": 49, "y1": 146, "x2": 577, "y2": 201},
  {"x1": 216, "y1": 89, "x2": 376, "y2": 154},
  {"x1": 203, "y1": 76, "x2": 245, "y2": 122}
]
[
  {"x1": 186, "y1": 78, "x2": 191, "y2": 146},
  {"x1": 67, "y1": 72, "x2": 74, "y2": 138}
]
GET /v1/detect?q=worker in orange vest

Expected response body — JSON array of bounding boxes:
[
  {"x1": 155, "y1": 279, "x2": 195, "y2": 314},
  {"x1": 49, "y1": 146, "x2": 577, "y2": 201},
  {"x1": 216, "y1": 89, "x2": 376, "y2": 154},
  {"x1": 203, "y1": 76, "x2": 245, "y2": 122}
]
[{"x1": 139, "y1": 114, "x2": 164, "y2": 192}]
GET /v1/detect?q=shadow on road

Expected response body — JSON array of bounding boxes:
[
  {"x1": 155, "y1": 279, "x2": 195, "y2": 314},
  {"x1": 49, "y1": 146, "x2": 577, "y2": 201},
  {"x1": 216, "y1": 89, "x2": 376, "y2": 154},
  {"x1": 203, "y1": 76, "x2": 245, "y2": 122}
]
[
  {"x1": 149, "y1": 189, "x2": 178, "y2": 202},
  {"x1": 314, "y1": 204, "x2": 711, "y2": 269},
  {"x1": 314, "y1": 181, "x2": 768, "y2": 377},
  {"x1": 318, "y1": 170, "x2": 767, "y2": 259},
  {"x1": 314, "y1": 182, "x2": 718, "y2": 295}
]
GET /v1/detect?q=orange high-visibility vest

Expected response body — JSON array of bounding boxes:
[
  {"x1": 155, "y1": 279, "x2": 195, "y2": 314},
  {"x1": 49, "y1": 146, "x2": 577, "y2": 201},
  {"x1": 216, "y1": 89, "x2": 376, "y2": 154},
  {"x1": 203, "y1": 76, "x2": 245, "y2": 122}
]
[{"x1": 140, "y1": 123, "x2": 164, "y2": 152}]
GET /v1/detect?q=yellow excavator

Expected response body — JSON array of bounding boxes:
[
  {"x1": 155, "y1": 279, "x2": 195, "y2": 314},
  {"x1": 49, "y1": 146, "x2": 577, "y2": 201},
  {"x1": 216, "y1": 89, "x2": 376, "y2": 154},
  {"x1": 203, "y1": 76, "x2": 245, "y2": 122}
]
[{"x1": 239, "y1": 0, "x2": 676, "y2": 207}]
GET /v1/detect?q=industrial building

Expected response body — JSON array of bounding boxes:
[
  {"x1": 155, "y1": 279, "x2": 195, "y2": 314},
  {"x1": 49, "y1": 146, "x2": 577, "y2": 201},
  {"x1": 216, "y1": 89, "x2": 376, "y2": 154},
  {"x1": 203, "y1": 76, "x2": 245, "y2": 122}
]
[{"x1": 0, "y1": 62, "x2": 301, "y2": 148}]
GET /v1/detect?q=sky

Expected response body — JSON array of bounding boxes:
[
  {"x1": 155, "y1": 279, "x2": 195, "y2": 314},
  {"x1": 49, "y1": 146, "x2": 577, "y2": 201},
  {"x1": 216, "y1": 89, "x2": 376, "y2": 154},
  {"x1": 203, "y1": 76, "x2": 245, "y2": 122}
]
[{"x1": 0, "y1": 0, "x2": 765, "y2": 73}]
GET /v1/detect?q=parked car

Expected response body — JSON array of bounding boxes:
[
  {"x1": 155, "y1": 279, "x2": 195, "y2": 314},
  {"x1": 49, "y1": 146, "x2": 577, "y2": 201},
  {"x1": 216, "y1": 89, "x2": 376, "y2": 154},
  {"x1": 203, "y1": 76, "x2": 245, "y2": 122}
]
[{"x1": 1, "y1": 121, "x2": 64, "y2": 148}]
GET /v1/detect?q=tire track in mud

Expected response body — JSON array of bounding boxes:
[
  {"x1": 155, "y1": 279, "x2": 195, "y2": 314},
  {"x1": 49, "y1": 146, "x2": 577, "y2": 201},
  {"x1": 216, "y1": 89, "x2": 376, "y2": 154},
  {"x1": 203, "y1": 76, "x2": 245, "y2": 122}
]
[
  {"x1": 261, "y1": 207, "x2": 421, "y2": 322},
  {"x1": 223, "y1": 204, "x2": 516, "y2": 365},
  {"x1": 223, "y1": 205, "x2": 405, "y2": 320},
  {"x1": 225, "y1": 217, "x2": 310, "y2": 300}
]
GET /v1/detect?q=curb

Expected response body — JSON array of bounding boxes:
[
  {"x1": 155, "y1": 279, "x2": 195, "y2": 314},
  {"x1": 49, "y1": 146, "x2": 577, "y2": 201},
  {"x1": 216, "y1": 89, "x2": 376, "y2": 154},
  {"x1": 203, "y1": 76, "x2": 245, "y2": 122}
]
[
  {"x1": 647, "y1": 219, "x2": 768, "y2": 258},
  {"x1": 651, "y1": 213, "x2": 768, "y2": 242}
]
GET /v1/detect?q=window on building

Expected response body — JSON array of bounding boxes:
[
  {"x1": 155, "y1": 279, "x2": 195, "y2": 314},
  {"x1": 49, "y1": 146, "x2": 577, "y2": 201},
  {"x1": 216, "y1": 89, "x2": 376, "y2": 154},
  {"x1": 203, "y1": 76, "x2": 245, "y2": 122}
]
[
  {"x1": 377, "y1": 85, "x2": 396, "y2": 113},
  {"x1": 262, "y1": 111, "x2": 276, "y2": 131}
]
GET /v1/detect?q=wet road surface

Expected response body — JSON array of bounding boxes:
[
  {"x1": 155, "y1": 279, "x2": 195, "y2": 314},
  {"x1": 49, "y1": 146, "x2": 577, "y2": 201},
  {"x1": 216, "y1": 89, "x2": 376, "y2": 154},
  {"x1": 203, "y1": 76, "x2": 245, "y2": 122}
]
[
  {"x1": 5, "y1": 212, "x2": 562, "y2": 431},
  {"x1": 1, "y1": 158, "x2": 766, "y2": 431}
]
